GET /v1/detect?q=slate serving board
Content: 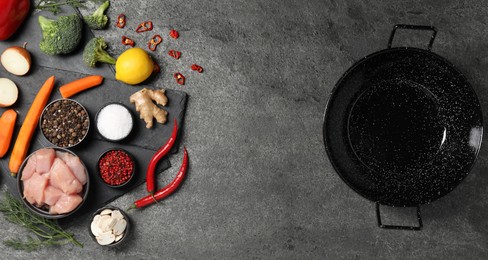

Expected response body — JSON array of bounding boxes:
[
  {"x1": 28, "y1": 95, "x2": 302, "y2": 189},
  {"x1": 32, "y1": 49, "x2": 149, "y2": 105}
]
[
  {"x1": 0, "y1": 65, "x2": 187, "y2": 224},
  {"x1": 0, "y1": 5, "x2": 115, "y2": 79}
]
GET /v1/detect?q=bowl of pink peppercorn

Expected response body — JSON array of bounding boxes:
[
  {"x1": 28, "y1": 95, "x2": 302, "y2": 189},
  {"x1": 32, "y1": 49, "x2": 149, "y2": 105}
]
[{"x1": 97, "y1": 148, "x2": 135, "y2": 188}]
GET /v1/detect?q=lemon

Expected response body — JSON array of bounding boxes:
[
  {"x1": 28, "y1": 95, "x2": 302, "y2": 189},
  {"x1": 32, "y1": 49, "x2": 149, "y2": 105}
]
[{"x1": 115, "y1": 48, "x2": 153, "y2": 85}]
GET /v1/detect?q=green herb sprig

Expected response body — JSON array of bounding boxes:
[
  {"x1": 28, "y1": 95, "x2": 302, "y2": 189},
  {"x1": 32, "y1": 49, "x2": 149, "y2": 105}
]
[
  {"x1": 0, "y1": 192, "x2": 83, "y2": 252},
  {"x1": 35, "y1": 0, "x2": 87, "y2": 14}
]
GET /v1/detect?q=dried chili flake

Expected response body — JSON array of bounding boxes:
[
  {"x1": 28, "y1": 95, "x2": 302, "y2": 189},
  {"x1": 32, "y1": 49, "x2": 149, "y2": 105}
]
[
  {"x1": 174, "y1": 73, "x2": 185, "y2": 85},
  {"x1": 121, "y1": 36, "x2": 135, "y2": 47},
  {"x1": 169, "y1": 29, "x2": 179, "y2": 39},
  {"x1": 168, "y1": 50, "x2": 181, "y2": 59},
  {"x1": 116, "y1": 14, "x2": 126, "y2": 28},
  {"x1": 191, "y1": 64, "x2": 204, "y2": 73},
  {"x1": 136, "y1": 21, "x2": 153, "y2": 33},
  {"x1": 148, "y1": 34, "x2": 162, "y2": 51}
]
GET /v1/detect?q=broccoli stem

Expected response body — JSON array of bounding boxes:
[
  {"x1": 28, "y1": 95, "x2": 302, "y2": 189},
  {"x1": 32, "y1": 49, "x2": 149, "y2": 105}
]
[
  {"x1": 98, "y1": 50, "x2": 116, "y2": 65},
  {"x1": 93, "y1": 1, "x2": 110, "y2": 16},
  {"x1": 38, "y1": 16, "x2": 54, "y2": 32}
]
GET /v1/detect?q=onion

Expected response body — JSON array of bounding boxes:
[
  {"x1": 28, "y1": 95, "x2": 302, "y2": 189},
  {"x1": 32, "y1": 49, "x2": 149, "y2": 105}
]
[
  {"x1": 1, "y1": 42, "x2": 32, "y2": 76},
  {"x1": 0, "y1": 78, "x2": 19, "y2": 107}
]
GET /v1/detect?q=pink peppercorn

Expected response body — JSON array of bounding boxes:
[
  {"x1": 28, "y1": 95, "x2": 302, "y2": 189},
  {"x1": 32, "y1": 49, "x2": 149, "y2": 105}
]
[{"x1": 98, "y1": 150, "x2": 134, "y2": 186}]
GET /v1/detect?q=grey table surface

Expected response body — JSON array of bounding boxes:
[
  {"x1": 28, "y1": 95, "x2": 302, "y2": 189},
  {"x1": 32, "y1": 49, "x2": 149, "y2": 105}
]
[{"x1": 0, "y1": 0, "x2": 487, "y2": 259}]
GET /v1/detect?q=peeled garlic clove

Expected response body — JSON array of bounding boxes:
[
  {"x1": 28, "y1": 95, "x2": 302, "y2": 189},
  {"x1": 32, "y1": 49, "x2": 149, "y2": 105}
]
[
  {"x1": 111, "y1": 210, "x2": 124, "y2": 220},
  {"x1": 107, "y1": 218, "x2": 117, "y2": 229},
  {"x1": 115, "y1": 234, "x2": 124, "y2": 242},
  {"x1": 91, "y1": 220, "x2": 102, "y2": 237},
  {"x1": 99, "y1": 215, "x2": 114, "y2": 232},
  {"x1": 113, "y1": 218, "x2": 127, "y2": 236},
  {"x1": 97, "y1": 232, "x2": 115, "y2": 245},
  {"x1": 100, "y1": 209, "x2": 113, "y2": 216}
]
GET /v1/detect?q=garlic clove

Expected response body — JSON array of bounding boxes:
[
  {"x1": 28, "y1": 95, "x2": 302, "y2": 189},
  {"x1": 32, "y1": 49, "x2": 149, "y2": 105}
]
[
  {"x1": 90, "y1": 220, "x2": 102, "y2": 237},
  {"x1": 113, "y1": 218, "x2": 127, "y2": 236},
  {"x1": 98, "y1": 215, "x2": 113, "y2": 232},
  {"x1": 100, "y1": 209, "x2": 113, "y2": 216},
  {"x1": 97, "y1": 232, "x2": 115, "y2": 245},
  {"x1": 111, "y1": 210, "x2": 124, "y2": 220},
  {"x1": 115, "y1": 234, "x2": 124, "y2": 242}
]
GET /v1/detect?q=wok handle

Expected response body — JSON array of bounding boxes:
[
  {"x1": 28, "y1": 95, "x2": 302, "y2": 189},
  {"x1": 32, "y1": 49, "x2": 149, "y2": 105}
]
[
  {"x1": 375, "y1": 202, "x2": 423, "y2": 230},
  {"x1": 387, "y1": 24, "x2": 437, "y2": 51}
]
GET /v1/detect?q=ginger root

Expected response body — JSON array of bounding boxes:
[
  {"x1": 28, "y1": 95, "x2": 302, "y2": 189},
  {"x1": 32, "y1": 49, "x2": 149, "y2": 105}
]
[{"x1": 129, "y1": 88, "x2": 168, "y2": 128}]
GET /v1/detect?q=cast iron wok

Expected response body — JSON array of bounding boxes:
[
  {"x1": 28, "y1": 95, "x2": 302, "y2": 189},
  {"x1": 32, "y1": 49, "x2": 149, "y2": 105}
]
[{"x1": 323, "y1": 25, "x2": 483, "y2": 230}]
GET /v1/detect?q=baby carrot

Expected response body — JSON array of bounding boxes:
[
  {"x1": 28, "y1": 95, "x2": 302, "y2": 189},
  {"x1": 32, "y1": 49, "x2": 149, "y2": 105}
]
[
  {"x1": 9, "y1": 76, "x2": 55, "y2": 176},
  {"x1": 0, "y1": 109, "x2": 17, "y2": 158},
  {"x1": 59, "y1": 75, "x2": 104, "y2": 98}
]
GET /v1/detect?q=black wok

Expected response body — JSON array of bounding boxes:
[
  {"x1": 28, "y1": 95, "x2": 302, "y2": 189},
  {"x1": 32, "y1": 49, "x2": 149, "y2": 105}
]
[{"x1": 323, "y1": 25, "x2": 483, "y2": 230}]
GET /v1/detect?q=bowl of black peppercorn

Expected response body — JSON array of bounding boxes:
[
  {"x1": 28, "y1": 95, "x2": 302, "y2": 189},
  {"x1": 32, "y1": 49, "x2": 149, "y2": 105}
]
[{"x1": 40, "y1": 99, "x2": 90, "y2": 148}]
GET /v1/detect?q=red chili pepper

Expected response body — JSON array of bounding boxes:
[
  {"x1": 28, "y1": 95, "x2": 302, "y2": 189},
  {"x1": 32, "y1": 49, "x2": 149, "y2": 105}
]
[
  {"x1": 148, "y1": 34, "x2": 162, "y2": 51},
  {"x1": 169, "y1": 29, "x2": 179, "y2": 39},
  {"x1": 116, "y1": 14, "x2": 126, "y2": 28},
  {"x1": 146, "y1": 118, "x2": 178, "y2": 194},
  {"x1": 173, "y1": 73, "x2": 185, "y2": 85},
  {"x1": 136, "y1": 21, "x2": 153, "y2": 33},
  {"x1": 191, "y1": 64, "x2": 204, "y2": 73},
  {"x1": 121, "y1": 36, "x2": 135, "y2": 47},
  {"x1": 133, "y1": 147, "x2": 188, "y2": 209},
  {"x1": 153, "y1": 61, "x2": 160, "y2": 74},
  {"x1": 168, "y1": 50, "x2": 181, "y2": 59}
]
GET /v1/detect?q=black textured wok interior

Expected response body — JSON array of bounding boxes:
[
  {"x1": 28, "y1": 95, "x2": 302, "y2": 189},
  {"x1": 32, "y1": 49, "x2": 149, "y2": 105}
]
[{"x1": 324, "y1": 47, "x2": 483, "y2": 207}]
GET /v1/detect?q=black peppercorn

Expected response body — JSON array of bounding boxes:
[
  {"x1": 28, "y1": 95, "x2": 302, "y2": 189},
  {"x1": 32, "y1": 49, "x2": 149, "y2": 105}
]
[{"x1": 41, "y1": 99, "x2": 90, "y2": 147}]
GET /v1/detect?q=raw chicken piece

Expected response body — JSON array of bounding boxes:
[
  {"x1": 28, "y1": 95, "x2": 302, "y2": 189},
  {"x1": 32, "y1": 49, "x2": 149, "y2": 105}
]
[
  {"x1": 43, "y1": 186, "x2": 64, "y2": 206},
  {"x1": 23, "y1": 171, "x2": 49, "y2": 206},
  {"x1": 49, "y1": 158, "x2": 83, "y2": 194},
  {"x1": 49, "y1": 193, "x2": 82, "y2": 215},
  {"x1": 57, "y1": 151, "x2": 87, "y2": 185},
  {"x1": 35, "y1": 148, "x2": 56, "y2": 174},
  {"x1": 21, "y1": 154, "x2": 37, "y2": 181}
]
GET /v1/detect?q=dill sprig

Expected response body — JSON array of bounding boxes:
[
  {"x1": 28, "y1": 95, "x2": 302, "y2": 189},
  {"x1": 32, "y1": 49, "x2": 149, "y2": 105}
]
[
  {"x1": 0, "y1": 192, "x2": 83, "y2": 251},
  {"x1": 35, "y1": 0, "x2": 87, "y2": 14}
]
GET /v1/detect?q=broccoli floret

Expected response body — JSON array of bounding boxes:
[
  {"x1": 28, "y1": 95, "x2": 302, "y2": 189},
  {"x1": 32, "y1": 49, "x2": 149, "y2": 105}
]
[
  {"x1": 83, "y1": 1, "x2": 110, "y2": 30},
  {"x1": 38, "y1": 15, "x2": 83, "y2": 55},
  {"x1": 83, "y1": 37, "x2": 116, "y2": 67}
]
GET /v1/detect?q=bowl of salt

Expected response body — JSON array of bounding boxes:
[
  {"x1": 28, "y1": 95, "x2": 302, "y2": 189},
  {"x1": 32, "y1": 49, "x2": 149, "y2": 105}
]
[{"x1": 95, "y1": 103, "x2": 134, "y2": 142}]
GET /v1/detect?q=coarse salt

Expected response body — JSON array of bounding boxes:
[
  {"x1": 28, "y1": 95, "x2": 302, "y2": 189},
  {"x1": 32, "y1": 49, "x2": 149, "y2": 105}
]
[{"x1": 96, "y1": 104, "x2": 133, "y2": 141}]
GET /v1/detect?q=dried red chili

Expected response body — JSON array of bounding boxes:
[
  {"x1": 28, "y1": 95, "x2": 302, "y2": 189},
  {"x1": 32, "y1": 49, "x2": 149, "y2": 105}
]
[
  {"x1": 132, "y1": 147, "x2": 188, "y2": 209},
  {"x1": 169, "y1": 29, "x2": 179, "y2": 39},
  {"x1": 153, "y1": 61, "x2": 160, "y2": 74},
  {"x1": 173, "y1": 72, "x2": 185, "y2": 85},
  {"x1": 136, "y1": 21, "x2": 153, "y2": 33},
  {"x1": 191, "y1": 64, "x2": 204, "y2": 73},
  {"x1": 148, "y1": 34, "x2": 162, "y2": 51},
  {"x1": 146, "y1": 118, "x2": 178, "y2": 194},
  {"x1": 168, "y1": 50, "x2": 181, "y2": 59},
  {"x1": 98, "y1": 150, "x2": 135, "y2": 186},
  {"x1": 121, "y1": 36, "x2": 135, "y2": 47},
  {"x1": 116, "y1": 14, "x2": 126, "y2": 28}
]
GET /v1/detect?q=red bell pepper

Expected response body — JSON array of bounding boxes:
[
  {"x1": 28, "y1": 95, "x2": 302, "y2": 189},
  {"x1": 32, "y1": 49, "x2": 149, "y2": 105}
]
[{"x1": 0, "y1": 0, "x2": 30, "y2": 41}]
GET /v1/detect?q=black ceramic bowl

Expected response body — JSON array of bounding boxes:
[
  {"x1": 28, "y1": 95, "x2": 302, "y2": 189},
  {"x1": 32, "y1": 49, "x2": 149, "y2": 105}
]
[
  {"x1": 39, "y1": 99, "x2": 90, "y2": 148},
  {"x1": 95, "y1": 102, "x2": 134, "y2": 142},
  {"x1": 96, "y1": 148, "x2": 136, "y2": 188},
  {"x1": 88, "y1": 206, "x2": 131, "y2": 247},
  {"x1": 17, "y1": 147, "x2": 90, "y2": 219}
]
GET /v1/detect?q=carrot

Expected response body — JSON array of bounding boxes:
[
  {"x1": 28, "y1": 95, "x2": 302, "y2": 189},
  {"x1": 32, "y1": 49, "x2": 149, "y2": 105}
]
[
  {"x1": 0, "y1": 109, "x2": 17, "y2": 158},
  {"x1": 9, "y1": 76, "x2": 55, "y2": 177},
  {"x1": 59, "y1": 75, "x2": 104, "y2": 98}
]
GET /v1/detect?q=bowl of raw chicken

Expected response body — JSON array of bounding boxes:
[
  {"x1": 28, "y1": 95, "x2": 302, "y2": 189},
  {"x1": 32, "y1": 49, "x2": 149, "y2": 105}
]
[{"x1": 17, "y1": 147, "x2": 90, "y2": 219}]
